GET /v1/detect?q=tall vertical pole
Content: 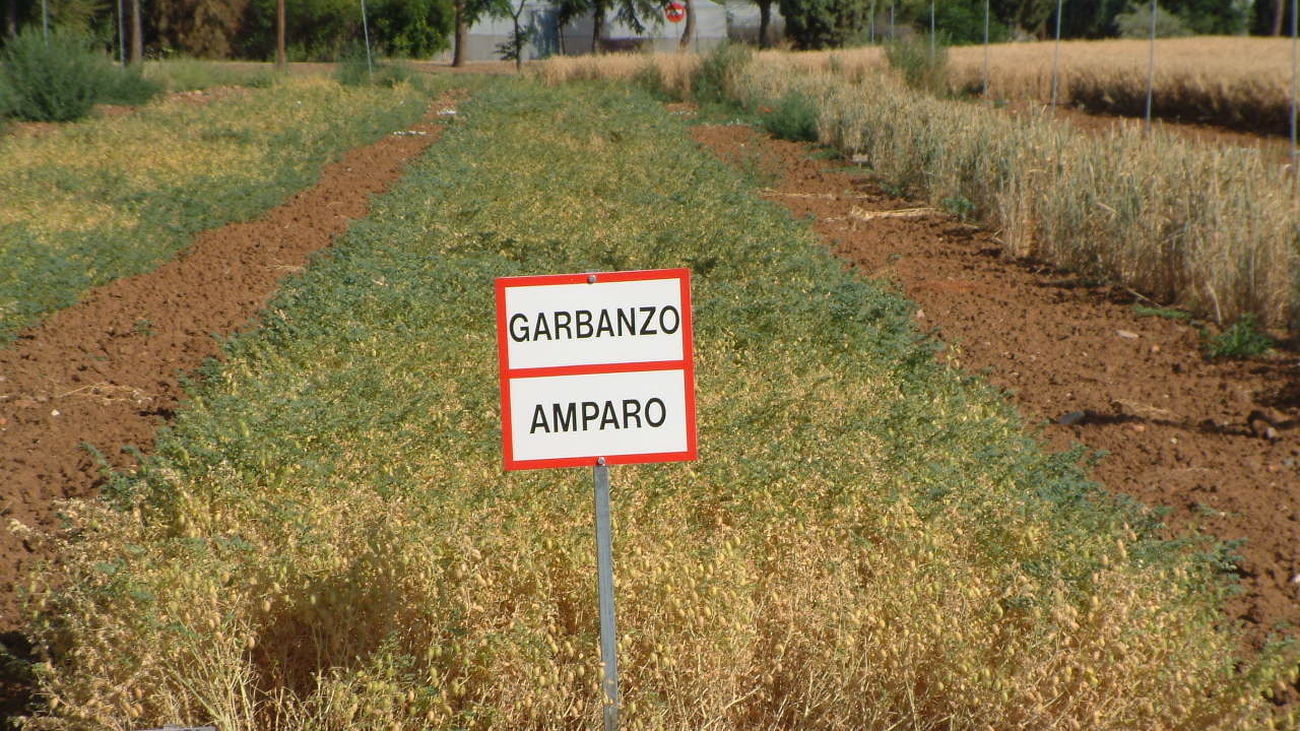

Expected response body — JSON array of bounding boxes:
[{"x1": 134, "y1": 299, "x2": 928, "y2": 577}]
[
  {"x1": 869, "y1": 0, "x2": 876, "y2": 44},
  {"x1": 1051, "y1": 0, "x2": 1063, "y2": 107},
  {"x1": 1290, "y1": 0, "x2": 1297, "y2": 182},
  {"x1": 1145, "y1": 0, "x2": 1157, "y2": 132},
  {"x1": 40, "y1": 0, "x2": 48, "y2": 45},
  {"x1": 360, "y1": 0, "x2": 373, "y2": 78},
  {"x1": 594, "y1": 457, "x2": 619, "y2": 730},
  {"x1": 929, "y1": 0, "x2": 936, "y2": 56},
  {"x1": 982, "y1": 0, "x2": 990, "y2": 97},
  {"x1": 889, "y1": 1, "x2": 895, "y2": 40},
  {"x1": 276, "y1": 0, "x2": 286, "y2": 71}
]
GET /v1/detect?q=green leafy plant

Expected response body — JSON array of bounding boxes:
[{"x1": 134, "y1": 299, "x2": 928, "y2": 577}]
[
  {"x1": 0, "y1": 28, "x2": 102, "y2": 122},
  {"x1": 759, "y1": 89, "x2": 819, "y2": 142},
  {"x1": 1205, "y1": 314, "x2": 1274, "y2": 358},
  {"x1": 691, "y1": 41, "x2": 753, "y2": 105}
]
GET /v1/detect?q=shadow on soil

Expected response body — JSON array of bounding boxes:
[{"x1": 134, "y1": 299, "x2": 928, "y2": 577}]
[{"x1": 0, "y1": 631, "x2": 36, "y2": 729}]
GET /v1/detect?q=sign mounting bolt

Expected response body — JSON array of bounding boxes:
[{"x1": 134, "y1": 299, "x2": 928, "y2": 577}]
[{"x1": 587, "y1": 274, "x2": 597, "y2": 284}]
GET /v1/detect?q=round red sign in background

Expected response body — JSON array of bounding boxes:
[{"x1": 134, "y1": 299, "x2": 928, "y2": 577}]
[{"x1": 665, "y1": 2, "x2": 685, "y2": 22}]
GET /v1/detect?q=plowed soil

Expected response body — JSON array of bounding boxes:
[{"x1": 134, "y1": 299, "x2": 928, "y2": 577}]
[
  {"x1": 693, "y1": 123, "x2": 1300, "y2": 676},
  {"x1": 0, "y1": 92, "x2": 462, "y2": 717}
]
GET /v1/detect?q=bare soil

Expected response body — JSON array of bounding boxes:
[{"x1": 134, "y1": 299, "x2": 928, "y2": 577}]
[
  {"x1": 692, "y1": 121, "x2": 1299, "y2": 688},
  {"x1": 0, "y1": 90, "x2": 461, "y2": 722}
]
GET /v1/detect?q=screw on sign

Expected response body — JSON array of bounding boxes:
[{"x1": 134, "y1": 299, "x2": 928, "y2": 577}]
[{"x1": 665, "y1": 1, "x2": 685, "y2": 22}]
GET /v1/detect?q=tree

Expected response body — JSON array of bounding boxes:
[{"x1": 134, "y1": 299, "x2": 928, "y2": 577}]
[
  {"x1": 754, "y1": 0, "x2": 773, "y2": 47},
  {"x1": 129, "y1": 0, "x2": 141, "y2": 64},
  {"x1": 152, "y1": 0, "x2": 250, "y2": 57},
  {"x1": 678, "y1": 0, "x2": 692, "y2": 48},
  {"x1": 777, "y1": 0, "x2": 867, "y2": 49},
  {"x1": 237, "y1": 0, "x2": 452, "y2": 61},
  {"x1": 451, "y1": 0, "x2": 506, "y2": 65},
  {"x1": 495, "y1": 0, "x2": 530, "y2": 68}
]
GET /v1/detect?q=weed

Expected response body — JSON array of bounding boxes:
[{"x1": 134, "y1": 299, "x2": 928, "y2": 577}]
[
  {"x1": 885, "y1": 36, "x2": 949, "y2": 96},
  {"x1": 758, "y1": 89, "x2": 819, "y2": 142},
  {"x1": 691, "y1": 42, "x2": 753, "y2": 104},
  {"x1": 941, "y1": 195, "x2": 976, "y2": 221},
  {"x1": 1133, "y1": 303, "x2": 1193, "y2": 320},
  {"x1": 1205, "y1": 314, "x2": 1274, "y2": 359},
  {"x1": 144, "y1": 58, "x2": 275, "y2": 91},
  {"x1": 93, "y1": 66, "x2": 163, "y2": 107}
]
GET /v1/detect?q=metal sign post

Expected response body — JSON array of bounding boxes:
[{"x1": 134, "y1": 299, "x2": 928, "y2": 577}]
[{"x1": 594, "y1": 457, "x2": 619, "y2": 729}]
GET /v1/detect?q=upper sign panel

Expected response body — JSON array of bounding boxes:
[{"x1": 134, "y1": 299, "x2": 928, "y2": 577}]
[{"x1": 501, "y1": 274, "x2": 686, "y2": 370}]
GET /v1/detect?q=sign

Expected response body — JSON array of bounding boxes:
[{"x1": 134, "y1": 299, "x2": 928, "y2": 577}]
[
  {"x1": 496, "y1": 268, "x2": 696, "y2": 470},
  {"x1": 665, "y1": 1, "x2": 685, "y2": 22}
]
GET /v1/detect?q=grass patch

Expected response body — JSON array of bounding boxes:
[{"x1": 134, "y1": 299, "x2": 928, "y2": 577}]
[
  {"x1": 1133, "y1": 303, "x2": 1194, "y2": 320},
  {"x1": 21, "y1": 79, "x2": 1295, "y2": 729},
  {"x1": 0, "y1": 76, "x2": 433, "y2": 344},
  {"x1": 144, "y1": 58, "x2": 278, "y2": 92}
]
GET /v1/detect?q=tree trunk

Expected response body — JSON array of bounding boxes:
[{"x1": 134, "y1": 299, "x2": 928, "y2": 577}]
[
  {"x1": 130, "y1": 0, "x2": 143, "y2": 66},
  {"x1": 453, "y1": 0, "x2": 468, "y2": 66},
  {"x1": 1272, "y1": 0, "x2": 1285, "y2": 35},
  {"x1": 758, "y1": 0, "x2": 771, "y2": 47},
  {"x1": 679, "y1": 0, "x2": 694, "y2": 50},
  {"x1": 512, "y1": 4, "x2": 524, "y2": 72},
  {"x1": 276, "y1": 0, "x2": 286, "y2": 69},
  {"x1": 592, "y1": 2, "x2": 604, "y2": 54},
  {"x1": 4, "y1": 0, "x2": 17, "y2": 38}
]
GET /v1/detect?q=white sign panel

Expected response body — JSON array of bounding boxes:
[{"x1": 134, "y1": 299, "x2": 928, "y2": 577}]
[{"x1": 496, "y1": 269, "x2": 696, "y2": 470}]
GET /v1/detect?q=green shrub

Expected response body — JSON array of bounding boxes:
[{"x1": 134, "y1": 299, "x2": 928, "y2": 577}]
[
  {"x1": 334, "y1": 47, "x2": 374, "y2": 87},
  {"x1": 691, "y1": 41, "x2": 753, "y2": 104},
  {"x1": 760, "y1": 90, "x2": 819, "y2": 142},
  {"x1": 0, "y1": 28, "x2": 102, "y2": 122},
  {"x1": 335, "y1": 47, "x2": 410, "y2": 88},
  {"x1": 885, "y1": 36, "x2": 949, "y2": 96},
  {"x1": 632, "y1": 59, "x2": 673, "y2": 101},
  {"x1": 1205, "y1": 314, "x2": 1273, "y2": 358}
]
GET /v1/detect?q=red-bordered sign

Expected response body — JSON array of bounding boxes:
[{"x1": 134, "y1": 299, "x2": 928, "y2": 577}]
[
  {"x1": 496, "y1": 268, "x2": 697, "y2": 471},
  {"x1": 665, "y1": 1, "x2": 686, "y2": 22}
]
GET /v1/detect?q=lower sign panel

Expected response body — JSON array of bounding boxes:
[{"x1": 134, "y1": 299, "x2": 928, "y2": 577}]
[{"x1": 506, "y1": 369, "x2": 693, "y2": 467}]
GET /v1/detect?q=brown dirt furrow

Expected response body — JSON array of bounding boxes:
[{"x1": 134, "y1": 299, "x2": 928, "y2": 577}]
[
  {"x1": 0, "y1": 90, "x2": 462, "y2": 635},
  {"x1": 693, "y1": 123, "x2": 1300, "y2": 661}
]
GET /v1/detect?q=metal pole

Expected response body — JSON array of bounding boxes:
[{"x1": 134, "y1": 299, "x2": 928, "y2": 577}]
[
  {"x1": 594, "y1": 458, "x2": 619, "y2": 730},
  {"x1": 1290, "y1": 0, "x2": 1297, "y2": 181},
  {"x1": 869, "y1": 0, "x2": 876, "y2": 44},
  {"x1": 360, "y1": 0, "x2": 373, "y2": 78},
  {"x1": 929, "y1": 0, "x2": 936, "y2": 57},
  {"x1": 117, "y1": 0, "x2": 126, "y2": 64},
  {"x1": 1145, "y1": 0, "x2": 1156, "y2": 132},
  {"x1": 1051, "y1": 0, "x2": 1063, "y2": 107},
  {"x1": 40, "y1": 0, "x2": 48, "y2": 45},
  {"x1": 983, "y1": 0, "x2": 990, "y2": 97},
  {"x1": 889, "y1": 1, "x2": 895, "y2": 40}
]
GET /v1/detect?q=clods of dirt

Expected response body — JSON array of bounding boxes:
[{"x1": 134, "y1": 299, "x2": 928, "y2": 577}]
[{"x1": 693, "y1": 123, "x2": 1300, "y2": 659}]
